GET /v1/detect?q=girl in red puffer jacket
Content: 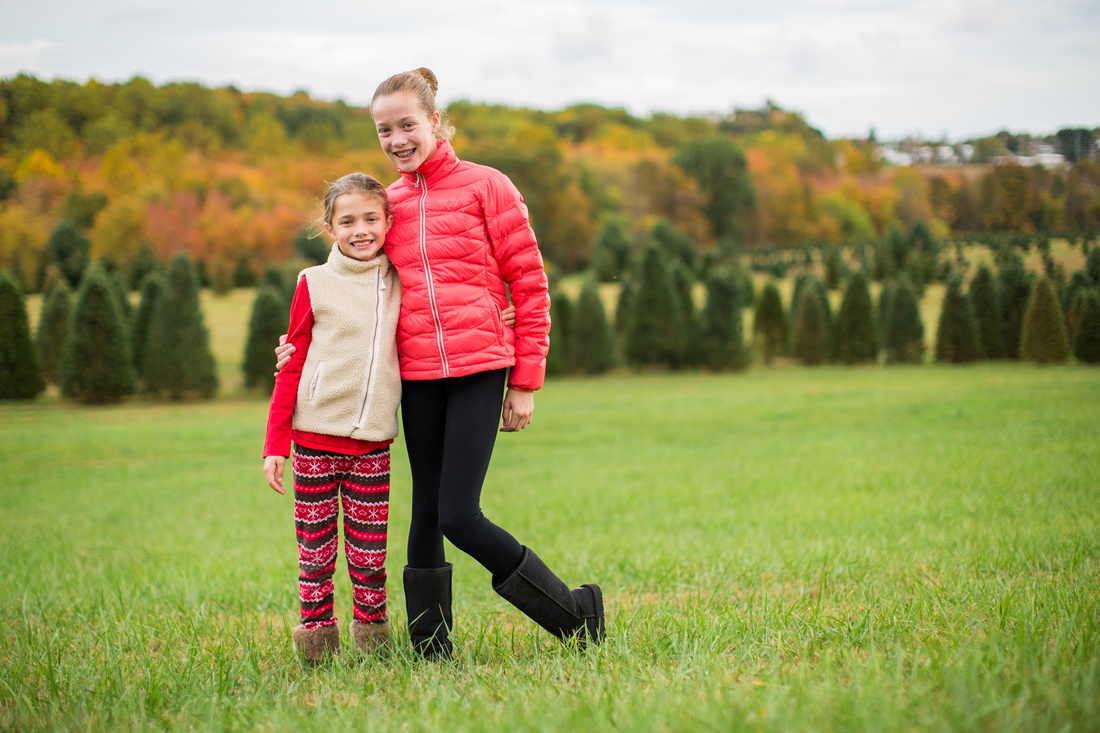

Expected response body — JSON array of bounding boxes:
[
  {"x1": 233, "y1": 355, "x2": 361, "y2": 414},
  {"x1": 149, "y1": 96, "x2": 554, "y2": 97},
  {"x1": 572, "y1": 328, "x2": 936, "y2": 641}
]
[
  {"x1": 278, "y1": 68, "x2": 605, "y2": 659},
  {"x1": 372, "y1": 68, "x2": 605, "y2": 659}
]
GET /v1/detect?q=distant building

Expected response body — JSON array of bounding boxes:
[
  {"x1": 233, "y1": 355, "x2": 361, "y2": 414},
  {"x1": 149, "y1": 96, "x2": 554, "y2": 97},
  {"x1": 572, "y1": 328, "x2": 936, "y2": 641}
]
[
  {"x1": 991, "y1": 153, "x2": 1066, "y2": 169},
  {"x1": 878, "y1": 146, "x2": 913, "y2": 166},
  {"x1": 935, "y1": 146, "x2": 959, "y2": 164}
]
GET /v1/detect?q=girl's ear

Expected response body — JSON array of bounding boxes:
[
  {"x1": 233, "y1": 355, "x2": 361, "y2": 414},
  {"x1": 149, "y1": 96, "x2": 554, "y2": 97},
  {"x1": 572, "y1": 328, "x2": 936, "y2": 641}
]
[
  {"x1": 431, "y1": 110, "x2": 441, "y2": 135},
  {"x1": 323, "y1": 223, "x2": 335, "y2": 240},
  {"x1": 385, "y1": 214, "x2": 394, "y2": 233}
]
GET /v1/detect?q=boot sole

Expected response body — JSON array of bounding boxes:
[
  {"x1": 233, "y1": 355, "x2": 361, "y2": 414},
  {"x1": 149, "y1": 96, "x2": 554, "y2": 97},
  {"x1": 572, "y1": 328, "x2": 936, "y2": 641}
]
[{"x1": 580, "y1": 583, "x2": 606, "y2": 644}]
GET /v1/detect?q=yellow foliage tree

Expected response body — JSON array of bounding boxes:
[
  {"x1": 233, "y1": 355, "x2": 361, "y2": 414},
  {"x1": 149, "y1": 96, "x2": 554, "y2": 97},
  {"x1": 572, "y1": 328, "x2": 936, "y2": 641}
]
[
  {"x1": 89, "y1": 197, "x2": 147, "y2": 273},
  {"x1": 0, "y1": 204, "x2": 49, "y2": 287},
  {"x1": 100, "y1": 144, "x2": 141, "y2": 195}
]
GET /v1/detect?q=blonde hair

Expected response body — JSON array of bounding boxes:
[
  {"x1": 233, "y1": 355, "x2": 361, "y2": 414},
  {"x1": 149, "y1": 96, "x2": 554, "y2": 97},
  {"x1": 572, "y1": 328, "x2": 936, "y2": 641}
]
[
  {"x1": 371, "y1": 67, "x2": 455, "y2": 140},
  {"x1": 314, "y1": 172, "x2": 391, "y2": 236}
]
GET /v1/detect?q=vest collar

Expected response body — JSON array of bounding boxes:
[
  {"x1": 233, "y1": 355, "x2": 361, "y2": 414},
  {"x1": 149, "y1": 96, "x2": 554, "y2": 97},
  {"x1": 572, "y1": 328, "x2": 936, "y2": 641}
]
[{"x1": 326, "y1": 243, "x2": 389, "y2": 277}]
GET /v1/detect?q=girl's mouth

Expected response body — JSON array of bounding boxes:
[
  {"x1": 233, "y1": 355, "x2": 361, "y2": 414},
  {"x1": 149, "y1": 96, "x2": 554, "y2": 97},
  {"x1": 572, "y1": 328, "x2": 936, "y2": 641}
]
[{"x1": 396, "y1": 149, "x2": 415, "y2": 160}]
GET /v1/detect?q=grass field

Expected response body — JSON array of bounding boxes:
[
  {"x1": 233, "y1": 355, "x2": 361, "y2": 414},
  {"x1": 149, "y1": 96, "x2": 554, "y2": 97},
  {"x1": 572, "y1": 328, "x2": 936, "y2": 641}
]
[{"x1": 1, "y1": 362, "x2": 1098, "y2": 731}]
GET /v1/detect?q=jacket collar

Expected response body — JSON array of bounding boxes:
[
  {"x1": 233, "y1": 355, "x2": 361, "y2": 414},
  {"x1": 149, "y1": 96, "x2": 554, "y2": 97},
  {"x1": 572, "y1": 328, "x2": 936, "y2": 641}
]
[
  {"x1": 326, "y1": 243, "x2": 389, "y2": 278},
  {"x1": 398, "y1": 138, "x2": 459, "y2": 186}
]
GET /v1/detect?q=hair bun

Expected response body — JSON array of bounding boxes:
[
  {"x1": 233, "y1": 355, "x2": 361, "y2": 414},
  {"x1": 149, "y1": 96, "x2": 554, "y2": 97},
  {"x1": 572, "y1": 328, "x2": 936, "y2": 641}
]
[{"x1": 413, "y1": 67, "x2": 439, "y2": 95}]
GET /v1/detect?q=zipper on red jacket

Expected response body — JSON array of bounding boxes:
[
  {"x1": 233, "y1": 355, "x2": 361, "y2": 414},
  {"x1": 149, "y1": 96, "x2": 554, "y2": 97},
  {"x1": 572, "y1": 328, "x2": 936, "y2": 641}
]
[{"x1": 416, "y1": 172, "x2": 449, "y2": 377}]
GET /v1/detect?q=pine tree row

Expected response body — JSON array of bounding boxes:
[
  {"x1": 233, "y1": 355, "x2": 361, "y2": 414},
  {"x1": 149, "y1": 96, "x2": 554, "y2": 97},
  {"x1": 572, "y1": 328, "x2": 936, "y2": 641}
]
[{"x1": 1, "y1": 253, "x2": 219, "y2": 402}]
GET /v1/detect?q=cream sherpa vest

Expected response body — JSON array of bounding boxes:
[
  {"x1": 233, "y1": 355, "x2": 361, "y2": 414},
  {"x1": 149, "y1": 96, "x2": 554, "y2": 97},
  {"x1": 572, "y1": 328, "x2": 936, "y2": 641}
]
[{"x1": 293, "y1": 244, "x2": 402, "y2": 443}]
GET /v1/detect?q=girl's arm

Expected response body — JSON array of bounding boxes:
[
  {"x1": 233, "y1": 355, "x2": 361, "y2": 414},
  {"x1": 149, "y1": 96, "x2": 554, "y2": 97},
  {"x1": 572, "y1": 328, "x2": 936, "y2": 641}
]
[
  {"x1": 263, "y1": 277, "x2": 314, "y2": 491},
  {"x1": 483, "y1": 172, "x2": 551, "y2": 393}
]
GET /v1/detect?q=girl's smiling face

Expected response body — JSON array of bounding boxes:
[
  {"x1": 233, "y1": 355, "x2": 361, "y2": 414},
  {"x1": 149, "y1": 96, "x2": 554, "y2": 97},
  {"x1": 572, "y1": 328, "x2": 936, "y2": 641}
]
[
  {"x1": 324, "y1": 192, "x2": 392, "y2": 262},
  {"x1": 372, "y1": 91, "x2": 440, "y2": 174}
]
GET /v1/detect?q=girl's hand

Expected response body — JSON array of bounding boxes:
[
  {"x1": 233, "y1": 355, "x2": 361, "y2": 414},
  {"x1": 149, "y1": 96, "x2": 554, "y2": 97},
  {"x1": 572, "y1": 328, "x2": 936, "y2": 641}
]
[
  {"x1": 502, "y1": 303, "x2": 516, "y2": 328},
  {"x1": 264, "y1": 456, "x2": 286, "y2": 494},
  {"x1": 500, "y1": 388, "x2": 534, "y2": 432},
  {"x1": 274, "y1": 334, "x2": 295, "y2": 373}
]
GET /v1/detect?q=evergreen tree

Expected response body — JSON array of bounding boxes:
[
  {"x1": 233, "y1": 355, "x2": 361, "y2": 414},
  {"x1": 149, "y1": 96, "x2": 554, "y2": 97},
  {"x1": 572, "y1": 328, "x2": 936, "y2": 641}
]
[
  {"x1": 589, "y1": 218, "x2": 633, "y2": 283},
  {"x1": 969, "y1": 265, "x2": 1005, "y2": 359},
  {"x1": 1087, "y1": 246, "x2": 1100, "y2": 285},
  {"x1": 884, "y1": 277, "x2": 925, "y2": 364},
  {"x1": 934, "y1": 275, "x2": 983, "y2": 363},
  {"x1": 623, "y1": 244, "x2": 683, "y2": 368},
  {"x1": 1062, "y1": 269, "x2": 1093, "y2": 317},
  {"x1": 834, "y1": 271, "x2": 878, "y2": 364},
  {"x1": 263, "y1": 264, "x2": 288, "y2": 302},
  {"x1": 886, "y1": 224, "x2": 912, "y2": 274},
  {"x1": 35, "y1": 277, "x2": 73, "y2": 384},
  {"x1": 545, "y1": 289, "x2": 571, "y2": 377},
  {"x1": 128, "y1": 244, "x2": 161, "y2": 291},
  {"x1": 614, "y1": 272, "x2": 636, "y2": 339},
  {"x1": 1072, "y1": 290, "x2": 1100, "y2": 364},
  {"x1": 242, "y1": 285, "x2": 290, "y2": 392},
  {"x1": 131, "y1": 270, "x2": 165, "y2": 382},
  {"x1": 58, "y1": 265, "x2": 135, "y2": 403},
  {"x1": 790, "y1": 272, "x2": 812, "y2": 318},
  {"x1": 700, "y1": 268, "x2": 749, "y2": 371},
  {"x1": 144, "y1": 254, "x2": 219, "y2": 399},
  {"x1": 41, "y1": 221, "x2": 90, "y2": 289},
  {"x1": 0, "y1": 270, "x2": 46, "y2": 399},
  {"x1": 791, "y1": 274, "x2": 834, "y2": 360},
  {"x1": 791, "y1": 283, "x2": 830, "y2": 365},
  {"x1": 1019, "y1": 275, "x2": 1071, "y2": 364},
  {"x1": 731, "y1": 264, "x2": 755, "y2": 308},
  {"x1": 752, "y1": 280, "x2": 787, "y2": 364},
  {"x1": 105, "y1": 265, "x2": 133, "y2": 330},
  {"x1": 669, "y1": 262, "x2": 703, "y2": 367},
  {"x1": 294, "y1": 228, "x2": 330, "y2": 265},
  {"x1": 823, "y1": 245, "x2": 843, "y2": 290},
  {"x1": 649, "y1": 219, "x2": 699, "y2": 275},
  {"x1": 871, "y1": 239, "x2": 895, "y2": 281},
  {"x1": 1066, "y1": 286, "x2": 1093, "y2": 344},
  {"x1": 877, "y1": 281, "x2": 897, "y2": 348},
  {"x1": 567, "y1": 278, "x2": 615, "y2": 374},
  {"x1": 997, "y1": 249, "x2": 1034, "y2": 359}
]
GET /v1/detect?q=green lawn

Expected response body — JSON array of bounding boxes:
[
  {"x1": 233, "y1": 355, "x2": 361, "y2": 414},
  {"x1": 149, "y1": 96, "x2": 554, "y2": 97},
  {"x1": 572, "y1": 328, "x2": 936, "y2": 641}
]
[{"x1": 1, "y1": 365, "x2": 1097, "y2": 731}]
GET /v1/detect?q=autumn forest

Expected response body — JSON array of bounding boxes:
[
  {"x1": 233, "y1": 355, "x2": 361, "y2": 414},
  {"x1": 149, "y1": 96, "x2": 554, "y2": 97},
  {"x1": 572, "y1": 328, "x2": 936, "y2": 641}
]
[{"x1": 2, "y1": 73, "x2": 1099, "y2": 296}]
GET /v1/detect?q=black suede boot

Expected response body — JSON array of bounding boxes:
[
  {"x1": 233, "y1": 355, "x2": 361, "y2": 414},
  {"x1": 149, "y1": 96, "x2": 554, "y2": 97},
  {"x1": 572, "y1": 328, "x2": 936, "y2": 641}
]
[
  {"x1": 492, "y1": 547, "x2": 606, "y2": 648},
  {"x1": 403, "y1": 564, "x2": 454, "y2": 660}
]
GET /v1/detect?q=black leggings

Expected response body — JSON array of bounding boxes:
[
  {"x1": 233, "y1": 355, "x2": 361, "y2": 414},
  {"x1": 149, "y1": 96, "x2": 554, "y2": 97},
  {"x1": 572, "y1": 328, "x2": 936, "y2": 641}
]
[{"x1": 401, "y1": 368, "x2": 524, "y2": 580}]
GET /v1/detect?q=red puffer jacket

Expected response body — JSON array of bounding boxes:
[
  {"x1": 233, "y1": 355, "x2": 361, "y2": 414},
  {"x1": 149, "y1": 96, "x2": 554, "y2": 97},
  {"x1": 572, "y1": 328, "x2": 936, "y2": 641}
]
[{"x1": 384, "y1": 139, "x2": 551, "y2": 391}]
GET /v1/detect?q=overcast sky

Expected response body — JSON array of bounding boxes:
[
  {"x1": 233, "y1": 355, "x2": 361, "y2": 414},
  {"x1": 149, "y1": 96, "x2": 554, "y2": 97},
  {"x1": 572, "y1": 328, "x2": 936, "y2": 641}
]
[{"x1": 2, "y1": 0, "x2": 1098, "y2": 141}]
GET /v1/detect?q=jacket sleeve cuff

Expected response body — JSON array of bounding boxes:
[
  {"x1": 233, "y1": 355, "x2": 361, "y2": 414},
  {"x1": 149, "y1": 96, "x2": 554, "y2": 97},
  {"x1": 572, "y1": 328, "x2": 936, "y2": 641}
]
[{"x1": 507, "y1": 360, "x2": 545, "y2": 392}]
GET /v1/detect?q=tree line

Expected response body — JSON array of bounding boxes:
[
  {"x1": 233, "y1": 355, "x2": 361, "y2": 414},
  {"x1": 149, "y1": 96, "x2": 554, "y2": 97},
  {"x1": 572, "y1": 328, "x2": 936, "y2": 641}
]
[
  {"x1": 3, "y1": 226, "x2": 1100, "y2": 402},
  {"x1": 541, "y1": 219, "x2": 1100, "y2": 378}
]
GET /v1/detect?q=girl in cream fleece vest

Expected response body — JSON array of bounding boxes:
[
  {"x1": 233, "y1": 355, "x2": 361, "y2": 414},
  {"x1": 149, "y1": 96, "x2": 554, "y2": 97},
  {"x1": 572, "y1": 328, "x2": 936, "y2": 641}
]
[{"x1": 262, "y1": 173, "x2": 401, "y2": 665}]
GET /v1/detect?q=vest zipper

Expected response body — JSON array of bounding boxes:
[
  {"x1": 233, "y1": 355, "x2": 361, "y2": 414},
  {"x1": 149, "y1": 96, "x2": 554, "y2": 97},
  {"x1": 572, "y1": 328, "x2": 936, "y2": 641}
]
[
  {"x1": 355, "y1": 269, "x2": 385, "y2": 429},
  {"x1": 416, "y1": 172, "x2": 449, "y2": 377}
]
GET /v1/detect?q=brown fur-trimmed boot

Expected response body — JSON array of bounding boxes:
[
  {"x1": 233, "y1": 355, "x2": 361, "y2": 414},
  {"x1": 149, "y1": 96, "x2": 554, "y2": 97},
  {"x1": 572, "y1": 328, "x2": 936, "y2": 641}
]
[
  {"x1": 350, "y1": 620, "x2": 392, "y2": 656},
  {"x1": 291, "y1": 623, "x2": 340, "y2": 666}
]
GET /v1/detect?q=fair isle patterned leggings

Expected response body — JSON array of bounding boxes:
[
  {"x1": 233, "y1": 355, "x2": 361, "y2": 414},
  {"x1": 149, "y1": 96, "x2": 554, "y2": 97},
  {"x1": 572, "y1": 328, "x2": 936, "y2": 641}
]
[{"x1": 291, "y1": 444, "x2": 390, "y2": 629}]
